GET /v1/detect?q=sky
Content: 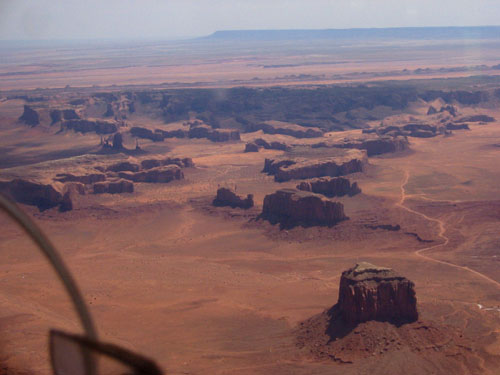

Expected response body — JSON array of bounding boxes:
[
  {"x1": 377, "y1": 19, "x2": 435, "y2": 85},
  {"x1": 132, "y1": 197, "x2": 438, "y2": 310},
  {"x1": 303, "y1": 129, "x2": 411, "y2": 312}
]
[{"x1": 1, "y1": 0, "x2": 499, "y2": 41}]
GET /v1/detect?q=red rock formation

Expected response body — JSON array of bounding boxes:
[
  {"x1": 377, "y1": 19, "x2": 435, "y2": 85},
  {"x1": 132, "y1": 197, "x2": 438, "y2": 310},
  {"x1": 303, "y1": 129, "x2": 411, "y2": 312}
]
[
  {"x1": 19, "y1": 105, "x2": 40, "y2": 126},
  {"x1": 188, "y1": 124, "x2": 240, "y2": 142},
  {"x1": 106, "y1": 162, "x2": 140, "y2": 173},
  {"x1": 246, "y1": 121, "x2": 323, "y2": 138},
  {"x1": 297, "y1": 177, "x2": 361, "y2": 197},
  {"x1": 337, "y1": 262, "x2": 418, "y2": 325},
  {"x1": 273, "y1": 153, "x2": 365, "y2": 182},
  {"x1": 262, "y1": 189, "x2": 346, "y2": 226},
  {"x1": 244, "y1": 142, "x2": 259, "y2": 152},
  {"x1": 456, "y1": 115, "x2": 495, "y2": 123},
  {"x1": 93, "y1": 179, "x2": 134, "y2": 194},
  {"x1": 112, "y1": 133, "x2": 124, "y2": 150},
  {"x1": 140, "y1": 157, "x2": 194, "y2": 170},
  {"x1": 55, "y1": 173, "x2": 106, "y2": 184},
  {"x1": 313, "y1": 136, "x2": 409, "y2": 156},
  {"x1": 63, "y1": 119, "x2": 117, "y2": 134},
  {"x1": 155, "y1": 129, "x2": 188, "y2": 139},
  {"x1": 130, "y1": 127, "x2": 164, "y2": 141},
  {"x1": 0, "y1": 179, "x2": 62, "y2": 211},
  {"x1": 427, "y1": 106, "x2": 438, "y2": 115},
  {"x1": 213, "y1": 188, "x2": 254, "y2": 209},
  {"x1": 118, "y1": 165, "x2": 183, "y2": 183}
]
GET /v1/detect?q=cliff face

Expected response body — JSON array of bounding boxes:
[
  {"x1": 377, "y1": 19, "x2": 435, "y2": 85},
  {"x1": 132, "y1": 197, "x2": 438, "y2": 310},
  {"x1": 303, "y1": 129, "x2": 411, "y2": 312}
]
[
  {"x1": 246, "y1": 121, "x2": 323, "y2": 138},
  {"x1": 118, "y1": 165, "x2": 183, "y2": 183},
  {"x1": 0, "y1": 179, "x2": 62, "y2": 211},
  {"x1": 273, "y1": 154, "x2": 365, "y2": 182},
  {"x1": 188, "y1": 124, "x2": 240, "y2": 142},
  {"x1": 63, "y1": 119, "x2": 117, "y2": 134},
  {"x1": 312, "y1": 136, "x2": 409, "y2": 156},
  {"x1": 213, "y1": 188, "x2": 254, "y2": 209},
  {"x1": 337, "y1": 262, "x2": 418, "y2": 326},
  {"x1": 19, "y1": 105, "x2": 40, "y2": 126},
  {"x1": 93, "y1": 179, "x2": 134, "y2": 194},
  {"x1": 296, "y1": 177, "x2": 361, "y2": 197},
  {"x1": 262, "y1": 189, "x2": 346, "y2": 226}
]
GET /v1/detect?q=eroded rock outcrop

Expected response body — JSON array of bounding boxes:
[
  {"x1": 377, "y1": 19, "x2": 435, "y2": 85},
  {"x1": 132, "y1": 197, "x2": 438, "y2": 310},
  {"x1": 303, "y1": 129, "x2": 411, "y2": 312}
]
[
  {"x1": 312, "y1": 136, "x2": 408, "y2": 156},
  {"x1": 213, "y1": 188, "x2": 254, "y2": 209},
  {"x1": 262, "y1": 188, "x2": 346, "y2": 226},
  {"x1": 63, "y1": 119, "x2": 117, "y2": 134},
  {"x1": 246, "y1": 121, "x2": 323, "y2": 138},
  {"x1": 19, "y1": 105, "x2": 40, "y2": 126},
  {"x1": 106, "y1": 161, "x2": 140, "y2": 173},
  {"x1": 54, "y1": 173, "x2": 106, "y2": 184},
  {"x1": 244, "y1": 142, "x2": 260, "y2": 152},
  {"x1": 337, "y1": 262, "x2": 418, "y2": 326},
  {"x1": 188, "y1": 124, "x2": 240, "y2": 142},
  {"x1": 93, "y1": 179, "x2": 134, "y2": 194},
  {"x1": 297, "y1": 177, "x2": 361, "y2": 197},
  {"x1": 118, "y1": 165, "x2": 183, "y2": 183},
  {"x1": 140, "y1": 157, "x2": 193, "y2": 170},
  {"x1": 130, "y1": 127, "x2": 164, "y2": 141},
  {"x1": 0, "y1": 179, "x2": 62, "y2": 211},
  {"x1": 456, "y1": 115, "x2": 495, "y2": 123},
  {"x1": 268, "y1": 152, "x2": 365, "y2": 182}
]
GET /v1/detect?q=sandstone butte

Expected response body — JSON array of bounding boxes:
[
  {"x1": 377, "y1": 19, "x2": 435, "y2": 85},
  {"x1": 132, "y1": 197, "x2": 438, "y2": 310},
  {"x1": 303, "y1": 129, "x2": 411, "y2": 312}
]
[
  {"x1": 262, "y1": 188, "x2": 346, "y2": 226},
  {"x1": 296, "y1": 176, "x2": 361, "y2": 197},
  {"x1": 212, "y1": 187, "x2": 254, "y2": 209},
  {"x1": 337, "y1": 262, "x2": 418, "y2": 326}
]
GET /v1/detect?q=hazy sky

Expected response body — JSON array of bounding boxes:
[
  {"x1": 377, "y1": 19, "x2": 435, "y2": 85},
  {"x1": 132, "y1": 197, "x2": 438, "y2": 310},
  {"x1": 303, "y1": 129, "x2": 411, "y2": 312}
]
[{"x1": 1, "y1": 0, "x2": 499, "y2": 40}]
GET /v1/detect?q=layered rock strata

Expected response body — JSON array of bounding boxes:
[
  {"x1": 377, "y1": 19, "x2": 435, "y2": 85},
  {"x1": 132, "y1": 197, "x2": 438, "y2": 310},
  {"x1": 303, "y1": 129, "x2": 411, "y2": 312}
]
[
  {"x1": 296, "y1": 177, "x2": 361, "y2": 197},
  {"x1": 337, "y1": 262, "x2": 418, "y2": 325},
  {"x1": 212, "y1": 188, "x2": 254, "y2": 209},
  {"x1": 262, "y1": 189, "x2": 346, "y2": 226}
]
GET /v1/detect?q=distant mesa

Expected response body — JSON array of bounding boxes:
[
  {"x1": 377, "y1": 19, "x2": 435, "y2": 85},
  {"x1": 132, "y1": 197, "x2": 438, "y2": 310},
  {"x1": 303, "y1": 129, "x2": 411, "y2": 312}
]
[
  {"x1": 50, "y1": 108, "x2": 80, "y2": 124},
  {"x1": 312, "y1": 135, "x2": 409, "y2": 156},
  {"x1": 213, "y1": 187, "x2": 254, "y2": 209},
  {"x1": 244, "y1": 138, "x2": 290, "y2": 153},
  {"x1": 297, "y1": 177, "x2": 361, "y2": 197},
  {"x1": 93, "y1": 179, "x2": 134, "y2": 194},
  {"x1": 264, "y1": 150, "x2": 365, "y2": 182},
  {"x1": 245, "y1": 121, "x2": 323, "y2": 138},
  {"x1": 244, "y1": 142, "x2": 260, "y2": 152},
  {"x1": 188, "y1": 123, "x2": 241, "y2": 142},
  {"x1": 118, "y1": 165, "x2": 183, "y2": 183},
  {"x1": 446, "y1": 122, "x2": 470, "y2": 130},
  {"x1": 456, "y1": 114, "x2": 495, "y2": 123},
  {"x1": 261, "y1": 188, "x2": 346, "y2": 227},
  {"x1": 131, "y1": 123, "x2": 240, "y2": 143},
  {"x1": 18, "y1": 105, "x2": 40, "y2": 126},
  {"x1": 54, "y1": 173, "x2": 106, "y2": 184},
  {"x1": 62, "y1": 119, "x2": 117, "y2": 134},
  {"x1": 0, "y1": 179, "x2": 63, "y2": 211}
]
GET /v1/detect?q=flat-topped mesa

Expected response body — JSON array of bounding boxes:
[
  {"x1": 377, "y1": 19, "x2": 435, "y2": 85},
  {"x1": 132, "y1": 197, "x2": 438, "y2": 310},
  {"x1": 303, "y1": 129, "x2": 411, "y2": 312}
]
[
  {"x1": 312, "y1": 135, "x2": 409, "y2": 156},
  {"x1": 93, "y1": 179, "x2": 134, "y2": 194},
  {"x1": 337, "y1": 262, "x2": 418, "y2": 326},
  {"x1": 245, "y1": 121, "x2": 323, "y2": 138},
  {"x1": 297, "y1": 177, "x2": 361, "y2": 197},
  {"x1": 118, "y1": 165, "x2": 183, "y2": 183},
  {"x1": 63, "y1": 119, "x2": 117, "y2": 134},
  {"x1": 269, "y1": 150, "x2": 366, "y2": 182},
  {"x1": 262, "y1": 188, "x2": 346, "y2": 227},
  {"x1": 0, "y1": 179, "x2": 63, "y2": 211},
  {"x1": 213, "y1": 188, "x2": 254, "y2": 209},
  {"x1": 188, "y1": 124, "x2": 241, "y2": 142}
]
